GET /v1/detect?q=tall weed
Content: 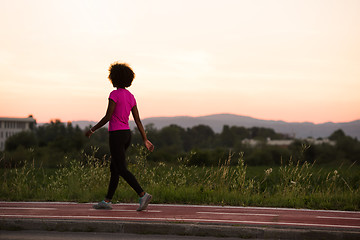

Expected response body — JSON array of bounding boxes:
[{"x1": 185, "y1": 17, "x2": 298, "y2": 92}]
[
  {"x1": 1, "y1": 145, "x2": 359, "y2": 210},
  {"x1": 46, "y1": 148, "x2": 109, "y2": 201}
]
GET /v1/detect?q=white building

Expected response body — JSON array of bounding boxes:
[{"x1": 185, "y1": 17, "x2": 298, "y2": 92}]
[
  {"x1": 241, "y1": 137, "x2": 335, "y2": 147},
  {"x1": 0, "y1": 116, "x2": 36, "y2": 151},
  {"x1": 304, "y1": 137, "x2": 336, "y2": 146}
]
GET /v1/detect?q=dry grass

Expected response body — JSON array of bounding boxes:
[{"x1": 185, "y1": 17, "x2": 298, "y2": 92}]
[{"x1": 1, "y1": 145, "x2": 359, "y2": 210}]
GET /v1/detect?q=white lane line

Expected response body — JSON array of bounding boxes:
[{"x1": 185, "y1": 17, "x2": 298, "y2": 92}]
[
  {"x1": 134, "y1": 204, "x2": 360, "y2": 214},
  {"x1": 197, "y1": 212, "x2": 278, "y2": 217},
  {"x1": 0, "y1": 207, "x2": 57, "y2": 210},
  {"x1": 89, "y1": 209, "x2": 162, "y2": 213},
  {"x1": 0, "y1": 206, "x2": 161, "y2": 213},
  {"x1": 2, "y1": 202, "x2": 360, "y2": 214},
  {"x1": 1, "y1": 214, "x2": 360, "y2": 229},
  {"x1": 317, "y1": 216, "x2": 360, "y2": 220},
  {"x1": 0, "y1": 202, "x2": 79, "y2": 205}
]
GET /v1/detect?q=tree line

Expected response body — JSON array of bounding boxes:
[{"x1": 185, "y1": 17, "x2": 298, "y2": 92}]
[
  {"x1": 132, "y1": 124, "x2": 359, "y2": 166},
  {"x1": 1, "y1": 120, "x2": 359, "y2": 168}
]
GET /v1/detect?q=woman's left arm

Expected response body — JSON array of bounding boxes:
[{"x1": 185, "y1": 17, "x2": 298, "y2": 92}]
[{"x1": 132, "y1": 105, "x2": 154, "y2": 152}]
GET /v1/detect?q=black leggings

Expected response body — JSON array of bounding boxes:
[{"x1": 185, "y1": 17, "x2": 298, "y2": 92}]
[{"x1": 106, "y1": 130, "x2": 143, "y2": 200}]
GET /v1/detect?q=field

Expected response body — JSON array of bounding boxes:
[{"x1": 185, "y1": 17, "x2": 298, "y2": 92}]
[{"x1": 1, "y1": 146, "x2": 359, "y2": 211}]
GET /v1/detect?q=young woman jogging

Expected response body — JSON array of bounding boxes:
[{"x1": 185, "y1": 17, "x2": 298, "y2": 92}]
[{"x1": 85, "y1": 62, "x2": 154, "y2": 211}]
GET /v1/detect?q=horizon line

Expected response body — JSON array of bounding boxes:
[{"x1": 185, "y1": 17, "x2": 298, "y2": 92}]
[{"x1": 35, "y1": 113, "x2": 359, "y2": 125}]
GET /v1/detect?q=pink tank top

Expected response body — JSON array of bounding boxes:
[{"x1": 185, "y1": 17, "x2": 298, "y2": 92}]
[{"x1": 108, "y1": 88, "x2": 136, "y2": 131}]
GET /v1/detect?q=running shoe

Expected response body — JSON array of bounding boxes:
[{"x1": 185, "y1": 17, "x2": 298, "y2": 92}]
[
  {"x1": 137, "y1": 193, "x2": 152, "y2": 211},
  {"x1": 93, "y1": 200, "x2": 112, "y2": 210}
]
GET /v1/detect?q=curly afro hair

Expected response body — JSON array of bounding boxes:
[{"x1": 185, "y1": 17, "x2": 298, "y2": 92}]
[{"x1": 108, "y1": 62, "x2": 135, "y2": 88}]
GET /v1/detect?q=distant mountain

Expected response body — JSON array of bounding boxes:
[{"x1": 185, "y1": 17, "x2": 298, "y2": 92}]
[
  {"x1": 70, "y1": 121, "x2": 99, "y2": 129},
  {"x1": 71, "y1": 114, "x2": 360, "y2": 139}
]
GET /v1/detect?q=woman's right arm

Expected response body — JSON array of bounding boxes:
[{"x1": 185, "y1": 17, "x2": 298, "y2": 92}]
[{"x1": 85, "y1": 99, "x2": 115, "y2": 138}]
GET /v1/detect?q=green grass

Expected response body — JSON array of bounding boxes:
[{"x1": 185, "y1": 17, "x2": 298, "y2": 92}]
[{"x1": 1, "y1": 146, "x2": 359, "y2": 211}]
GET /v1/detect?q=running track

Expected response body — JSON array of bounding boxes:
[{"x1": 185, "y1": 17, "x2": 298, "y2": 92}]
[{"x1": 1, "y1": 202, "x2": 360, "y2": 231}]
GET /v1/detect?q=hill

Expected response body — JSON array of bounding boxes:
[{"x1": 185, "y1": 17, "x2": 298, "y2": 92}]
[{"x1": 72, "y1": 114, "x2": 360, "y2": 139}]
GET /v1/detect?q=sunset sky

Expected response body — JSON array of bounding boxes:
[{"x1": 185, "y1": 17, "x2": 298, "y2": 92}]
[{"x1": 1, "y1": 0, "x2": 359, "y2": 124}]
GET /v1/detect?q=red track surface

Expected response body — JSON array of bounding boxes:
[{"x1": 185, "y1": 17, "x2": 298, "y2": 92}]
[{"x1": 1, "y1": 202, "x2": 359, "y2": 230}]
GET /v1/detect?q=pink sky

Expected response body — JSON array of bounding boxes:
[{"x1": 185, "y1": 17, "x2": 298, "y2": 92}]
[{"x1": 1, "y1": 0, "x2": 359, "y2": 124}]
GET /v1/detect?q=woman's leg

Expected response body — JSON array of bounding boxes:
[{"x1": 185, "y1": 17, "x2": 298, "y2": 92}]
[
  {"x1": 106, "y1": 130, "x2": 144, "y2": 200},
  {"x1": 105, "y1": 166, "x2": 120, "y2": 200}
]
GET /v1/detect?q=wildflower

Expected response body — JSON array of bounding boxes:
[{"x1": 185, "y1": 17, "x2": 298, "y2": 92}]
[{"x1": 265, "y1": 168, "x2": 273, "y2": 176}]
